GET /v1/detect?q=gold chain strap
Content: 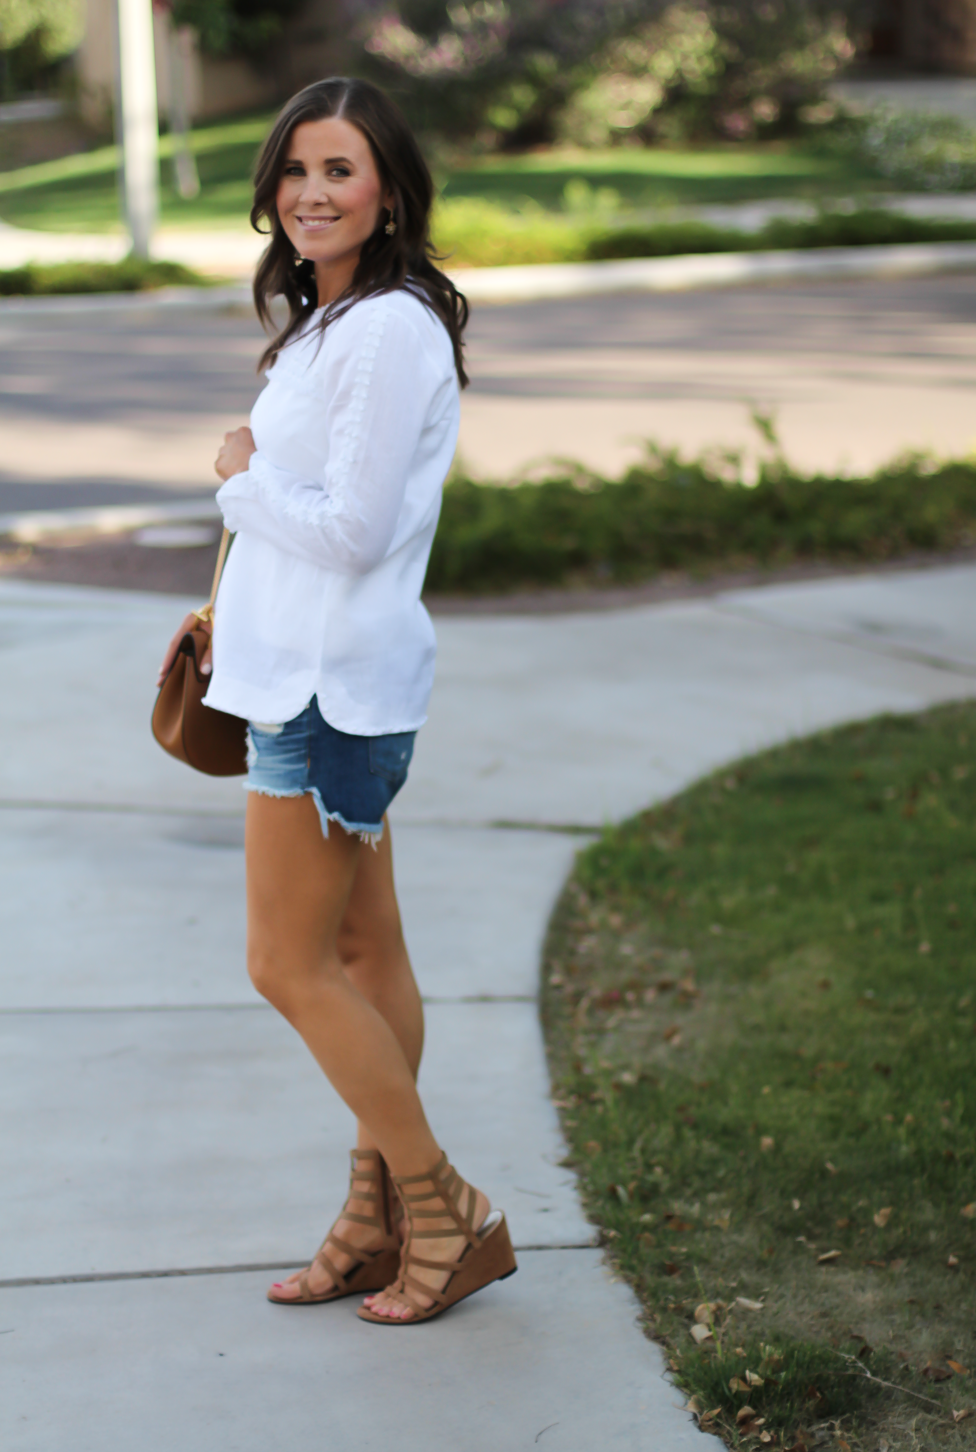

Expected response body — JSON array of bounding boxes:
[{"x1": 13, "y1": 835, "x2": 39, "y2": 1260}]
[{"x1": 191, "y1": 527, "x2": 231, "y2": 628}]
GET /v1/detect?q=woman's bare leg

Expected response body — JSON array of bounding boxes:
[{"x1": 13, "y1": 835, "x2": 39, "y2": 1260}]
[
  {"x1": 248, "y1": 794, "x2": 488, "y2": 1315},
  {"x1": 268, "y1": 816, "x2": 424, "y2": 1300}
]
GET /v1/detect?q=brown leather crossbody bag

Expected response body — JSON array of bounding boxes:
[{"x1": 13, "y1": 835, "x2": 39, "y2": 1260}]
[{"x1": 151, "y1": 527, "x2": 248, "y2": 776}]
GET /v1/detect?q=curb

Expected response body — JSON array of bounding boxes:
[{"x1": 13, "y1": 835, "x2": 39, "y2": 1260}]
[
  {"x1": 453, "y1": 239, "x2": 976, "y2": 302},
  {"x1": 2, "y1": 240, "x2": 976, "y2": 317},
  {"x1": 0, "y1": 284, "x2": 251, "y2": 317},
  {"x1": 0, "y1": 497, "x2": 220, "y2": 542}
]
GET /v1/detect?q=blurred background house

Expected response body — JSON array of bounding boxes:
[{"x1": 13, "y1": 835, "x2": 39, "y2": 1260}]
[{"x1": 75, "y1": 0, "x2": 347, "y2": 129}]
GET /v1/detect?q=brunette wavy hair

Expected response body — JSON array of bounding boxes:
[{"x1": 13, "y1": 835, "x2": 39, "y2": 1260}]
[{"x1": 250, "y1": 77, "x2": 468, "y2": 386}]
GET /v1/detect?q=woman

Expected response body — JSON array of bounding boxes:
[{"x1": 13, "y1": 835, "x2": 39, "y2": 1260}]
[{"x1": 156, "y1": 77, "x2": 516, "y2": 1324}]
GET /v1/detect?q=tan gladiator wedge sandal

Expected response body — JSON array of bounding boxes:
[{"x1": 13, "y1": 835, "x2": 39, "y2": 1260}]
[
  {"x1": 357, "y1": 1151, "x2": 517, "y2": 1325},
  {"x1": 268, "y1": 1148, "x2": 403, "y2": 1305}
]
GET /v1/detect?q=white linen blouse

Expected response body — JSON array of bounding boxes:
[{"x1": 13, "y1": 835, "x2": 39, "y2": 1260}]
[{"x1": 206, "y1": 288, "x2": 461, "y2": 734}]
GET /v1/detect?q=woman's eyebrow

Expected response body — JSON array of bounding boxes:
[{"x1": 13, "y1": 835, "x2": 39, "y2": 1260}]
[{"x1": 282, "y1": 155, "x2": 353, "y2": 165}]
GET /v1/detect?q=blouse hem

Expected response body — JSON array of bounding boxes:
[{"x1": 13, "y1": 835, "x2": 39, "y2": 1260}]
[{"x1": 203, "y1": 683, "x2": 427, "y2": 738}]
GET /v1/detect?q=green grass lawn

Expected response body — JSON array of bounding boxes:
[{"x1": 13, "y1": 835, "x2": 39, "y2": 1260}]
[
  {"x1": 0, "y1": 116, "x2": 272, "y2": 232},
  {"x1": 542, "y1": 702, "x2": 976, "y2": 1451},
  {"x1": 438, "y1": 142, "x2": 887, "y2": 212},
  {"x1": 0, "y1": 115, "x2": 890, "y2": 235}
]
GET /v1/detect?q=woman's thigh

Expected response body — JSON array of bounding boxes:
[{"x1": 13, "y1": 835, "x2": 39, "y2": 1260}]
[
  {"x1": 245, "y1": 791, "x2": 361, "y2": 997},
  {"x1": 337, "y1": 818, "x2": 406, "y2": 968}
]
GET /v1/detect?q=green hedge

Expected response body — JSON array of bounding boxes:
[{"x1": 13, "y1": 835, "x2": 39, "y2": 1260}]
[
  {"x1": 427, "y1": 453, "x2": 976, "y2": 594},
  {"x1": 586, "y1": 207, "x2": 976, "y2": 261},
  {"x1": 0, "y1": 257, "x2": 211, "y2": 296}
]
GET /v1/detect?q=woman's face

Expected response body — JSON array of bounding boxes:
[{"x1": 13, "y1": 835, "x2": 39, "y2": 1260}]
[{"x1": 276, "y1": 115, "x2": 392, "y2": 270}]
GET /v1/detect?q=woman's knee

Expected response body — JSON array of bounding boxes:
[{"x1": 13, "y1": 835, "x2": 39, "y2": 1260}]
[
  {"x1": 247, "y1": 941, "x2": 286, "y2": 1005},
  {"x1": 247, "y1": 940, "x2": 333, "y2": 1011}
]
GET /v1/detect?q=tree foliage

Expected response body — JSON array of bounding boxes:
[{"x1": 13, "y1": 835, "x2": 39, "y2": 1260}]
[
  {"x1": 170, "y1": 0, "x2": 305, "y2": 57},
  {"x1": 0, "y1": 0, "x2": 83, "y2": 59},
  {"x1": 347, "y1": 0, "x2": 670, "y2": 144},
  {"x1": 345, "y1": 0, "x2": 872, "y2": 145}
]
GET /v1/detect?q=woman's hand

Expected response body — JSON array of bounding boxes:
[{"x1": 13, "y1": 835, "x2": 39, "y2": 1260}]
[
  {"x1": 156, "y1": 612, "x2": 212, "y2": 689},
  {"x1": 215, "y1": 426, "x2": 256, "y2": 482}
]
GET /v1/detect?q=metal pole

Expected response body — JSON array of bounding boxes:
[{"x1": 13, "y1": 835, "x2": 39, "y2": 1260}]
[
  {"x1": 116, "y1": 0, "x2": 160, "y2": 258},
  {"x1": 169, "y1": 19, "x2": 200, "y2": 199}
]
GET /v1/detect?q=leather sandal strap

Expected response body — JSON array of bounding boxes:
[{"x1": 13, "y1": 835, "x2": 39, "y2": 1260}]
[
  {"x1": 401, "y1": 1271, "x2": 449, "y2": 1308},
  {"x1": 391, "y1": 1283, "x2": 431, "y2": 1317},
  {"x1": 326, "y1": 1232, "x2": 381, "y2": 1264},
  {"x1": 392, "y1": 1151, "x2": 449, "y2": 1187},
  {"x1": 313, "y1": 1248, "x2": 347, "y2": 1294},
  {"x1": 405, "y1": 1251, "x2": 464, "y2": 1273},
  {"x1": 350, "y1": 1148, "x2": 383, "y2": 1168},
  {"x1": 342, "y1": 1209, "x2": 382, "y2": 1228},
  {"x1": 392, "y1": 1152, "x2": 481, "y2": 1248}
]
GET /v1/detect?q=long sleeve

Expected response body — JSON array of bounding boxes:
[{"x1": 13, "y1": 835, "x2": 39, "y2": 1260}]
[{"x1": 216, "y1": 299, "x2": 444, "y2": 575}]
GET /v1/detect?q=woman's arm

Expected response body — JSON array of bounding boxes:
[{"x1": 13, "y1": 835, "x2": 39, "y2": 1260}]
[{"x1": 215, "y1": 303, "x2": 446, "y2": 574}]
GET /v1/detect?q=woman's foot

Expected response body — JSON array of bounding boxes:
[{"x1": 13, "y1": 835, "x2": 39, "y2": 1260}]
[
  {"x1": 267, "y1": 1149, "x2": 402, "y2": 1304},
  {"x1": 363, "y1": 1183, "x2": 492, "y2": 1320}
]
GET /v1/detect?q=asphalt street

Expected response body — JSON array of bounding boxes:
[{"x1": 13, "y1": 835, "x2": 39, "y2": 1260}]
[{"x1": 2, "y1": 270, "x2": 975, "y2": 520}]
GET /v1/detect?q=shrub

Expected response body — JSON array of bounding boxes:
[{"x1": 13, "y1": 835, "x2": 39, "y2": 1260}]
[
  {"x1": 348, "y1": 0, "x2": 868, "y2": 147},
  {"x1": 426, "y1": 450, "x2": 976, "y2": 595},
  {"x1": 851, "y1": 106, "x2": 976, "y2": 193},
  {"x1": 584, "y1": 208, "x2": 976, "y2": 261},
  {"x1": 0, "y1": 257, "x2": 210, "y2": 295},
  {"x1": 560, "y1": 1, "x2": 863, "y2": 146}
]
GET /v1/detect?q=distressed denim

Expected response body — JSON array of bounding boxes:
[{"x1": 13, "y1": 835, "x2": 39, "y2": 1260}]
[{"x1": 245, "y1": 696, "x2": 415, "y2": 845}]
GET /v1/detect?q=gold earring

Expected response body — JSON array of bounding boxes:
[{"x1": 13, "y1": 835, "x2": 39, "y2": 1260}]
[{"x1": 385, "y1": 212, "x2": 397, "y2": 236}]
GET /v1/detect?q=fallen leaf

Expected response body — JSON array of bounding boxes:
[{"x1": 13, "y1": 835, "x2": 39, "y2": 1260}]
[
  {"x1": 690, "y1": 1323, "x2": 713, "y2": 1345},
  {"x1": 760, "y1": 1136, "x2": 775, "y2": 1153},
  {"x1": 694, "y1": 1301, "x2": 716, "y2": 1324},
  {"x1": 817, "y1": 1249, "x2": 842, "y2": 1264},
  {"x1": 685, "y1": 1396, "x2": 700, "y2": 1414},
  {"x1": 962, "y1": 1204, "x2": 975, "y2": 1219},
  {"x1": 663, "y1": 1025, "x2": 682, "y2": 1045},
  {"x1": 948, "y1": 1254, "x2": 960, "y2": 1269},
  {"x1": 584, "y1": 1141, "x2": 601, "y2": 1156},
  {"x1": 873, "y1": 1207, "x2": 892, "y2": 1228},
  {"x1": 663, "y1": 1213, "x2": 693, "y2": 1232},
  {"x1": 947, "y1": 1360, "x2": 970, "y2": 1376},
  {"x1": 714, "y1": 1212, "x2": 731, "y2": 1231},
  {"x1": 792, "y1": 1198, "x2": 801, "y2": 1210},
  {"x1": 736, "y1": 1406, "x2": 758, "y2": 1425},
  {"x1": 735, "y1": 1346, "x2": 747, "y2": 1356},
  {"x1": 825, "y1": 1161, "x2": 838, "y2": 1175},
  {"x1": 736, "y1": 1296, "x2": 765, "y2": 1311},
  {"x1": 663, "y1": 1262, "x2": 681, "y2": 1277},
  {"x1": 760, "y1": 1432, "x2": 773, "y2": 1443},
  {"x1": 745, "y1": 1370, "x2": 765, "y2": 1387},
  {"x1": 729, "y1": 1377, "x2": 750, "y2": 1393},
  {"x1": 836, "y1": 1218, "x2": 851, "y2": 1229},
  {"x1": 952, "y1": 1410, "x2": 973, "y2": 1423},
  {"x1": 922, "y1": 1364, "x2": 953, "y2": 1383}
]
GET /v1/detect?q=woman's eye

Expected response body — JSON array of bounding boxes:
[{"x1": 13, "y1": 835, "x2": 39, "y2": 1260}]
[
  {"x1": 329, "y1": 167, "x2": 350, "y2": 178},
  {"x1": 283, "y1": 165, "x2": 305, "y2": 177}
]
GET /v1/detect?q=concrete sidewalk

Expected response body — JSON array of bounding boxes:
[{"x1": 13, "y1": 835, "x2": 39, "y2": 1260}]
[{"x1": 1, "y1": 563, "x2": 974, "y2": 1450}]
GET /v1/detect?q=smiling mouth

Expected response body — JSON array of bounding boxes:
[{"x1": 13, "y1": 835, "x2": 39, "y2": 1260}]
[{"x1": 297, "y1": 215, "x2": 340, "y2": 230}]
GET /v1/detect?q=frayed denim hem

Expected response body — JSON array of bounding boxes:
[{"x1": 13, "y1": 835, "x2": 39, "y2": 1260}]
[{"x1": 242, "y1": 780, "x2": 383, "y2": 849}]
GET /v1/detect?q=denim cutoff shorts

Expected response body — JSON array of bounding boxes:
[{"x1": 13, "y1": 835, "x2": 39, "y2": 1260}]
[{"x1": 245, "y1": 696, "x2": 415, "y2": 844}]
